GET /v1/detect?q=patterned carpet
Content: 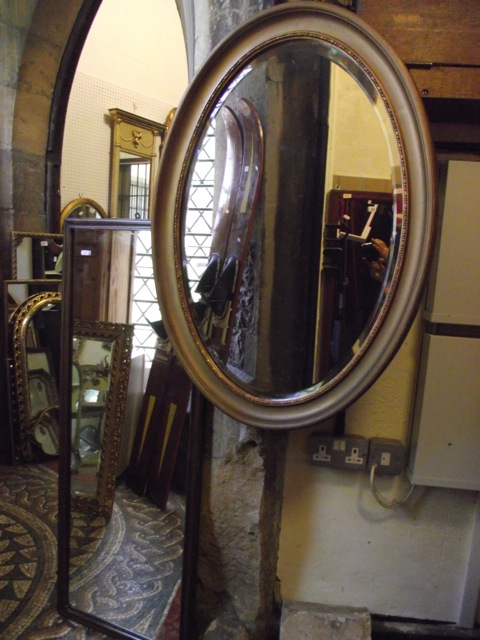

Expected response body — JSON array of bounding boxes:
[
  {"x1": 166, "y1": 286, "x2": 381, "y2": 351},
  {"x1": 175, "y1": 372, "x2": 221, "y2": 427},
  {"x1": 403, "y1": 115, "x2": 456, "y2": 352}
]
[{"x1": 0, "y1": 463, "x2": 185, "y2": 639}]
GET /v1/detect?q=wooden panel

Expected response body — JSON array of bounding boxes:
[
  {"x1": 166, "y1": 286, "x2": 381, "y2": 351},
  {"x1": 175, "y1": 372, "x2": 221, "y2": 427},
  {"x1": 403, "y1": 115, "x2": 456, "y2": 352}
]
[
  {"x1": 360, "y1": 0, "x2": 480, "y2": 67},
  {"x1": 410, "y1": 67, "x2": 480, "y2": 100}
]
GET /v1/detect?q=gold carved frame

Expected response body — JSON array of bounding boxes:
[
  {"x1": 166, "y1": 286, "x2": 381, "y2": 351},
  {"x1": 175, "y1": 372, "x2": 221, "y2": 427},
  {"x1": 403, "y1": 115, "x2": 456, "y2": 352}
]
[
  {"x1": 108, "y1": 108, "x2": 168, "y2": 219},
  {"x1": 8, "y1": 291, "x2": 62, "y2": 461},
  {"x1": 70, "y1": 319, "x2": 134, "y2": 518}
]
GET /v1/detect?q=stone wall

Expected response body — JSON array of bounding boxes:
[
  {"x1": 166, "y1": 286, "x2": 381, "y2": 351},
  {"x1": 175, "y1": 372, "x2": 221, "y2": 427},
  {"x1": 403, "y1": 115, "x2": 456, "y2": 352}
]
[
  {"x1": 0, "y1": 0, "x2": 37, "y2": 268},
  {"x1": 0, "y1": 0, "x2": 38, "y2": 459},
  {"x1": 182, "y1": 2, "x2": 293, "y2": 637}
]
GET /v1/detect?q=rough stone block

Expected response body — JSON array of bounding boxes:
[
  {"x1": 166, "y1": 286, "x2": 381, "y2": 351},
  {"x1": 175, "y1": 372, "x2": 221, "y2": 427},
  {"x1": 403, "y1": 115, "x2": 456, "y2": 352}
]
[
  {"x1": 0, "y1": 0, "x2": 37, "y2": 30},
  {"x1": 202, "y1": 611, "x2": 251, "y2": 640},
  {"x1": 12, "y1": 150, "x2": 45, "y2": 218},
  {"x1": 12, "y1": 89, "x2": 50, "y2": 155},
  {"x1": 0, "y1": 87, "x2": 15, "y2": 151},
  {"x1": 280, "y1": 601, "x2": 371, "y2": 640},
  {"x1": 0, "y1": 23, "x2": 23, "y2": 86}
]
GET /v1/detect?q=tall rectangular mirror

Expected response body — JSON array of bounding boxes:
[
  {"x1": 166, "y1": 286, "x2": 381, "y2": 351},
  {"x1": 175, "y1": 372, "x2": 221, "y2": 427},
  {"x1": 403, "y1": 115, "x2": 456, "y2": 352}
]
[
  {"x1": 57, "y1": 218, "x2": 201, "y2": 640},
  {"x1": 108, "y1": 109, "x2": 166, "y2": 220}
]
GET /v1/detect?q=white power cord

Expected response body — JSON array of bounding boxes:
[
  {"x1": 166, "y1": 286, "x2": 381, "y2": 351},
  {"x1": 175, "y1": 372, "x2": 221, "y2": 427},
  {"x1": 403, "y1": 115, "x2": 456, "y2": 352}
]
[{"x1": 369, "y1": 463, "x2": 416, "y2": 509}]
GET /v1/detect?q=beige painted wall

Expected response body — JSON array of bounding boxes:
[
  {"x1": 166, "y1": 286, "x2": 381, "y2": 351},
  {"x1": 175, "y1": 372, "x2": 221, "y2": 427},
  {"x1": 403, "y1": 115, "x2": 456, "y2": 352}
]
[
  {"x1": 327, "y1": 64, "x2": 392, "y2": 187},
  {"x1": 277, "y1": 53, "x2": 479, "y2": 625},
  {"x1": 61, "y1": 0, "x2": 188, "y2": 211},
  {"x1": 278, "y1": 312, "x2": 478, "y2": 621}
]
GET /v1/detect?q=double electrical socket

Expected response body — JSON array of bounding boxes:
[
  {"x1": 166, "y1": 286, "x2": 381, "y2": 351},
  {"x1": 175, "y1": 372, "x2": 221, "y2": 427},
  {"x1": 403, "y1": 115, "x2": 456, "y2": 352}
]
[
  {"x1": 309, "y1": 434, "x2": 405, "y2": 475},
  {"x1": 310, "y1": 434, "x2": 369, "y2": 470}
]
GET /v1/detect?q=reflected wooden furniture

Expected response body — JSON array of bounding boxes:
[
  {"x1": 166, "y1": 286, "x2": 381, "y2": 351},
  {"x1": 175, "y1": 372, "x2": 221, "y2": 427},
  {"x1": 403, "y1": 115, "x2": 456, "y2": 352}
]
[
  {"x1": 127, "y1": 345, "x2": 192, "y2": 510},
  {"x1": 71, "y1": 226, "x2": 134, "y2": 322}
]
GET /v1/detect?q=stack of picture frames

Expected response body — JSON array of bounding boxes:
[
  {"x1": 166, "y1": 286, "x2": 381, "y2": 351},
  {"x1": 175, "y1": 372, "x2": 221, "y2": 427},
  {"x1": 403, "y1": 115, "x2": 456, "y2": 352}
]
[{"x1": 126, "y1": 334, "x2": 192, "y2": 510}]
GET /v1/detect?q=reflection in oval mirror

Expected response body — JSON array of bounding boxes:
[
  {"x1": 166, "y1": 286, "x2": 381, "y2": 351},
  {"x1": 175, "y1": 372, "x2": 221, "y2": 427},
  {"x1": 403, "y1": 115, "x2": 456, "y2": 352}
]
[
  {"x1": 154, "y1": 3, "x2": 436, "y2": 428},
  {"x1": 184, "y1": 39, "x2": 401, "y2": 400}
]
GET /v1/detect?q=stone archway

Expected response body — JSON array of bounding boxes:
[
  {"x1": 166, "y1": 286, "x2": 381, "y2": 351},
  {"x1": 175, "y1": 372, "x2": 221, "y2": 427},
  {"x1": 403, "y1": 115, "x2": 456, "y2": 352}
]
[
  {"x1": 5, "y1": 3, "x2": 287, "y2": 638},
  {"x1": 11, "y1": 0, "x2": 101, "y2": 234},
  {"x1": 7, "y1": 0, "x2": 274, "y2": 236},
  {"x1": 0, "y1": 1, "x2": 93, "y2": 454}
]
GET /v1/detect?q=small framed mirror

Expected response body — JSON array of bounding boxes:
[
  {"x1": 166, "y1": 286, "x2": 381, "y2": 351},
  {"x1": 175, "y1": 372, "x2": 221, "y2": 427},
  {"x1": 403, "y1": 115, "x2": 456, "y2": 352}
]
[
  {"x1": 70, "y1": 319, "x2": 134, "y2": 518},
  {"x1": 11, "y1": 231, "x2": 63, "y2": 279},
  {"x1": 8, "y1": 290, "x2": 62, "y2": 461},
  {"x1": 153, "y1": 2, "x2": 436, "y2": 429}
]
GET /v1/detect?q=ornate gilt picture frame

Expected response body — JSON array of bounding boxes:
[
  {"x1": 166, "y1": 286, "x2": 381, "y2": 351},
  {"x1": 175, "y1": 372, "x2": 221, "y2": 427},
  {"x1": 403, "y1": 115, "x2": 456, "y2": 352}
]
[{"x1": 70, "y1": 319, "x2": 134, "y2": 518}]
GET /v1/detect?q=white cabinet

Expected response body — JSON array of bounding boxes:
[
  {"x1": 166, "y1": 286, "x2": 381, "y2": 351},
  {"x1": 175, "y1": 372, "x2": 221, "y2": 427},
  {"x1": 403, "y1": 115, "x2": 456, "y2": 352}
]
[
  {"x1": 408, "y1": 333, "x2": 480, "y2": 490},
  {"x1": 408, "y1": 160, "x2": 480, "y2": 489},
  {"x1": 425, "y1": 161, "x2": 480, "y2": 325}
]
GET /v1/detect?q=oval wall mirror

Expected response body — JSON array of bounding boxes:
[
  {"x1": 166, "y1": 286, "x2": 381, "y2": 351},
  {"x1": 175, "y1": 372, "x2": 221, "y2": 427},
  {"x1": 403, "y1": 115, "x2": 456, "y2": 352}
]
[{"x1": 153, "y1": 2, "x2": 436, "y2": 429}]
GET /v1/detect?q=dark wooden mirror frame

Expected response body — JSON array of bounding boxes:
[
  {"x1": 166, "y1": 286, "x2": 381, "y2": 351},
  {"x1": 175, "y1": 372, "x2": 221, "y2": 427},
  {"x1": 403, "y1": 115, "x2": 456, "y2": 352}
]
[
  {"x1": 57, "y1": 217, "x2": 203, "y2": 640},
  {"x1": 153, "y1": 2, "x2": 437, "y2": 429},
  {"x1": 11, "y1": 231, "x2": 63, "y2": 280}
]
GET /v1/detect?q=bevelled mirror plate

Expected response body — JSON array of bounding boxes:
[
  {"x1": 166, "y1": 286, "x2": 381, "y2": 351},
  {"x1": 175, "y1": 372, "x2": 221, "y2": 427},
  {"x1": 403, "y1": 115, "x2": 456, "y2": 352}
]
[{"x1": 153, "y1": 2, "x2": 436, "y2": 429}]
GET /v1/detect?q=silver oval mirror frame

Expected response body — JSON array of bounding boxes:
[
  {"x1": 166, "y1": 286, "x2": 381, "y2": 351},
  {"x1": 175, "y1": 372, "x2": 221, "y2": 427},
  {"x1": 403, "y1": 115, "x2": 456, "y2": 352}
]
[{"x1": 153, "y1": 2, "x2": 436, "y2": 429}]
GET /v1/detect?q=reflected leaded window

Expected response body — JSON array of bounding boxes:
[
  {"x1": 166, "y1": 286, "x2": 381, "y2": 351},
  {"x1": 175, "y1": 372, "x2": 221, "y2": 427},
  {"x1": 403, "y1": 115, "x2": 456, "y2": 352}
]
[{"x1": 184, "y1": 123, "x2": 215, "y2": 298}]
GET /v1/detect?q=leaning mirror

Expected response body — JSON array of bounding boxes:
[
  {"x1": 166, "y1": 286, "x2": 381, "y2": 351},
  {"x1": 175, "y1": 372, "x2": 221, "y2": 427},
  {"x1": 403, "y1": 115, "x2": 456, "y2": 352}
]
[
  {"x1": 71, "y1": 319, "x2": 134, "y2": 518},
  {"x1": 58, "y1": 218, "x2": 195, "y2": 640},
  {"x1": 11, "y1": 231, "x2": 63, "y2": 279},
  {"x1": 153, "y1": 2, "x2": 436, "y2": 429},
  {"x1": 8, "y1": 291, "x2": 62, "y2": 461}
]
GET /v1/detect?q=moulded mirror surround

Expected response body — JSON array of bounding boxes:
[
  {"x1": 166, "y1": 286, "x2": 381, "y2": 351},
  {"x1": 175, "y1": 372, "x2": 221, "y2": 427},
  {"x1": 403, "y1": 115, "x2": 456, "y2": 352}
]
[
  {"x1": 108, "y1": 108, "x2": 168, "y2": 220},
  {"x1": 11, "y1": 231, "x2": 63, "y2": 279},
  {"x1": 70, "y1": 319, "x2": 134, "y2": 518},
  {"x1": 8, "y1": 291, "x2": 62, "y2": 460},
  {"x1": 153, "y1": 2, "x2": 436, "y2": 429},
  {"x1": 60, "y1": 197, "x2": 107, "y2": 230}
]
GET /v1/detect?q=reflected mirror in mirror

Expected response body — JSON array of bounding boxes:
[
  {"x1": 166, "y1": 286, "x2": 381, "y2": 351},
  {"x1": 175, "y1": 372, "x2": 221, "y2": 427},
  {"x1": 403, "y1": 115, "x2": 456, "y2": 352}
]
[
  {"x1": 27, "y1": 348, "x2": 59, "y2": 456},
  {"x1": 12, "y1": 231, "x2": 63, "y2": 279},
  {"x1": 58, "y1": 219, "x2": 194, "y2": 639},
  {"x1": 154, "y1": 3, "x2": 436, "y2": 428},
  {"x1": 118, "y1": 152, "x2": 151, "y2": 219},
  {"x1": 70, "y1": 320, "x2": 133, "y2": 517}
]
